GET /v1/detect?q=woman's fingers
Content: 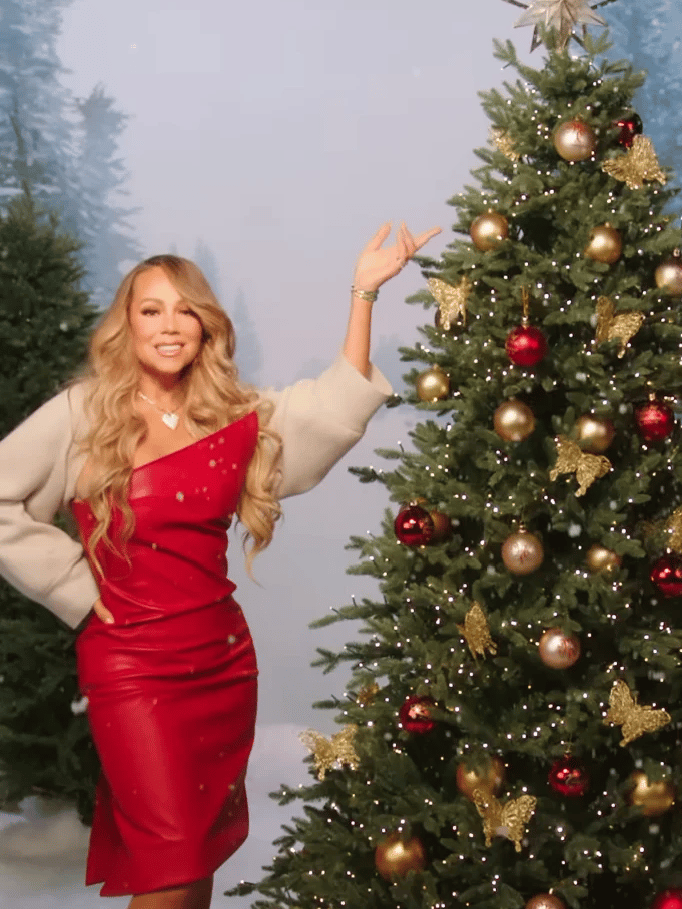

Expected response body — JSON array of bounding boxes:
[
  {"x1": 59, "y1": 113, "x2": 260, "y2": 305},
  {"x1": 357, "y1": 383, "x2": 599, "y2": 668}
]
[
  {"x1": 364, "y1": 222, "x2": 393, "y2": 252},
  {"x1": 93, "y1": 597, "x2": 115, "y2": 624},
  {"x1": 413, "y1": 226, "x2": 442, "y2": 250}
]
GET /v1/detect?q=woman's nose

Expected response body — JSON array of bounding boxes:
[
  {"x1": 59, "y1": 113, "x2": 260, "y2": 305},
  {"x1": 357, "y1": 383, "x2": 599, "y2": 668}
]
[{"x1": 161, "y1": 312, "x2": 180, "y2": 332}]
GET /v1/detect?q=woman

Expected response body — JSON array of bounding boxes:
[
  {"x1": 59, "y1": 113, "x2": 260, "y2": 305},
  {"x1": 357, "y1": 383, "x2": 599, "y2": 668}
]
[{"x1": 0, "y1": 221, "x2": 440, "y2": 908}]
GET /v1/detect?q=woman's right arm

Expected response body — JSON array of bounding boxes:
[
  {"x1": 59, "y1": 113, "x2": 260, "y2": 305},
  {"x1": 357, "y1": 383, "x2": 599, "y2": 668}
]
[{"x1": 0, "y1": 387, "x2": 100, "y2": 631}]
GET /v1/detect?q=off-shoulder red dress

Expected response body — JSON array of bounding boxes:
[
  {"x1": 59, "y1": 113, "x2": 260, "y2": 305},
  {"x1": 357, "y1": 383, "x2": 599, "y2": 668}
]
[{"x1": 71, "y1": 411, "x2": 259, "y2": 897}]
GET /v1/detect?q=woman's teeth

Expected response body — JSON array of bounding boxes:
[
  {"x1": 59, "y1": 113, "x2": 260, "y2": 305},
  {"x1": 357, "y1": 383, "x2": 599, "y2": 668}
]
[{"x1": 156, "y1": 344, "x2": 183, "y2": 356}]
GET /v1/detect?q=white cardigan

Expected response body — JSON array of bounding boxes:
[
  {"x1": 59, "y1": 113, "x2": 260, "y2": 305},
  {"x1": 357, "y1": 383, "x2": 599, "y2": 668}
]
[{"x1": 0, "y1": 353, "x2": 391, "y2": 630}]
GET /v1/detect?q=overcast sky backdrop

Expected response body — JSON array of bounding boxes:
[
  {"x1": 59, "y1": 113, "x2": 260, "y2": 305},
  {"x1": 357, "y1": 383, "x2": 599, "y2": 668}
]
[{"x1": 2, "y1": 1, "x2": 669, "y2": 905}]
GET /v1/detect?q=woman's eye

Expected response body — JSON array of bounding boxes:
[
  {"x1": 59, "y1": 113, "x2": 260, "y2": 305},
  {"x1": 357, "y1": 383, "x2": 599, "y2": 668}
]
[{"x1": 141, "y1": 308, "x2": 157, "y2": 315}]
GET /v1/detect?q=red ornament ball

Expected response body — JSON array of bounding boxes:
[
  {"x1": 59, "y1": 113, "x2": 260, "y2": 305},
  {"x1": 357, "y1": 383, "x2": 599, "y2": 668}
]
[
  {"x1": 634, "y1": 399, "x2": 675, "y2": 443},
  {"x1": 651, "y1": 891, "x2": 682, "y2": 909},
  {"x1": 399, "y1": 695, "x2": 437, "y2": 734},
  {"x1": 548, "y1": 755, "x2": 590, "y2": 797},
  {"x1": 614, "y1": 112, "x2": 643, "y2": 148},
  {"x1": 506, "y1": 325, "x2": 548, "y2": 367},
  {"x1": 394, "y1": 504, "x2": 434, "y2": 546},
  {"x1": 651, "y1": 553, "x2": 682, "y2": 598}
]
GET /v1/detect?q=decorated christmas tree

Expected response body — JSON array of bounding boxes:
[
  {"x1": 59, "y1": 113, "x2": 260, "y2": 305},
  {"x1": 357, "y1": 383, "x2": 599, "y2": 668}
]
[
  {"x1": 232, "y1": 4, "x2": 682, "y2": 909},
  {"x1": 0, "y1": 193, "x2": 100, "y2": 822}
]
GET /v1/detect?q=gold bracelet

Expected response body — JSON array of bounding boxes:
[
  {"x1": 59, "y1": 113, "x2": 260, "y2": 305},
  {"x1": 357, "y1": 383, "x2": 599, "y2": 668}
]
[{"x1": 351, "y1": 286, "x2": 378, "y2": 303}]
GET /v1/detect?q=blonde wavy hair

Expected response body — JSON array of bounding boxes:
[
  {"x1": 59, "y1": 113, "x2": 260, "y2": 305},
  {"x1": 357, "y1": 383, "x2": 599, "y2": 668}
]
[{"x1": 71, "y1": 254, "x2": 282, "y2": 578}]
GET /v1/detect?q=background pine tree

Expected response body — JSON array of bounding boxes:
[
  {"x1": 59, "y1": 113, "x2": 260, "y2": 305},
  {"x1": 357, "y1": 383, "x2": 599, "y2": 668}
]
[
  {"x1": 0, "y1": 0, "x2": 142, "y2": 309},
  {"x1": 231, "y1": 22, "x2": 682, "y2": 909},
  {"x1": 0, "y1": 193, "x2": 100, "y2": 824}
]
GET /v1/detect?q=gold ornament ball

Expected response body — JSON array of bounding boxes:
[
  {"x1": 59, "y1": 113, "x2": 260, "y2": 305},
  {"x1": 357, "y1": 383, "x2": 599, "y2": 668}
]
[
  {"x1": 501, "y1": 530, "x2": 544, "y2": 575},
  {"x1": 525, "y1": 896, "x2": 567, "y2": 909},
  {"x1": 416, "y1": 366, "x2": 450, "y2": 402},
  {"x1": 627, "y1": 771, "x2": 676, "y2": 817},
  {"x1": 553, "y1": 119, "x2": 598, "y2": 161},
  {"x1": 375, "y1": 833, "x2": 427, "y2": 880},
  {"x1": 576, "y1": 414, "x2": 615, "y2": 453},
  {"x1": 538, "y1": 628, "x2": 581, "y2": 669},
  {"x1": 494, "y1": 399, "x2": 535, "y2": 442},
  {"x1": 655, "y1": 257, "x2": 682, "y2": 296},
  {"x1": 456, "y1": 755, "x2": 505, "y2": 802},
  {"x1": 584, "y1": 224, "x2": 623, "y2": 265},
  {"x1": 470, "y1": 210, "x2": 509, "y2": 251},
  {"x1": 586, "y1": 543, "x2": 622, "y2": 574},
  {"x1": 429, "y1": 510, "x2": 452, "y2": 542}
]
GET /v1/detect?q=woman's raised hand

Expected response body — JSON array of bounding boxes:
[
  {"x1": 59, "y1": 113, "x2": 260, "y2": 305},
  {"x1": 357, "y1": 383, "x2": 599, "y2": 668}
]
[
  {"x1": 93, "y1": 596, "x2": 115, "y2": 624},
  {"x1": 353, "y1": 222, "x2": 441, "y2": 294}
]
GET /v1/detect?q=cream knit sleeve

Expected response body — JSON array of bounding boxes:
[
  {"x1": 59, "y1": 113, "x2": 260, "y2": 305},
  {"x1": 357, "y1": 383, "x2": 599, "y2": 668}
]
[
  {"x1": 258, "y1": 351, "x2": 392, "y2": 500},
  {"x1": 0, "y1": 387, "x2": 100, "y2": 631}
]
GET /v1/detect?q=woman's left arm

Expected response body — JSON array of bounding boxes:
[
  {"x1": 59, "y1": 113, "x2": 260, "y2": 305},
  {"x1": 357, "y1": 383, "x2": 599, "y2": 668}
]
[
  {"x1": 260, "y1": 221, "x2": 441, "y2": 499},
  {"x1": 343, "y1": 221, "x2": 441, "y2": 377}
]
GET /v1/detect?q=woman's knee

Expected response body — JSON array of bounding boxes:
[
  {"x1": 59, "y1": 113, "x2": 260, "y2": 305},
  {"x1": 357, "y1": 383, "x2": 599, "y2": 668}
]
[{"x1": 131, "y1": 874, "x2": 214, "y2": 909}]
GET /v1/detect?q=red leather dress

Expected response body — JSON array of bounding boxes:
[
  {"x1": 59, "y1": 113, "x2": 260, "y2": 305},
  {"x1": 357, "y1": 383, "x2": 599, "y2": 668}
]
[{"x1": 71, "y1": 412, "x2": 259, "y2": 897}]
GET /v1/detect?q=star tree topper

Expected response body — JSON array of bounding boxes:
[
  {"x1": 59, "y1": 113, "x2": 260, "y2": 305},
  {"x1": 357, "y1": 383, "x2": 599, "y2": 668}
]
[{"x1": 503, "y1": 0, "x2": 607, "y2": 51}]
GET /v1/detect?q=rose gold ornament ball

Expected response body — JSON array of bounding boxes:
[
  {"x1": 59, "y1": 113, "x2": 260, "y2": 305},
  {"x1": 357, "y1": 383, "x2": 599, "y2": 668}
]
[
  {"x1": 525, "y1": 895, "x2": 566, "y2": 909},
  {"x1": 553, "y1": 119, "x2": 598, "y2": 161},
  {"x1": 538, "y1": 628, "x2": 581, "y2": 669},
  {"x1": 501, "y1": 530, "x2": 544, "y2": 575}
]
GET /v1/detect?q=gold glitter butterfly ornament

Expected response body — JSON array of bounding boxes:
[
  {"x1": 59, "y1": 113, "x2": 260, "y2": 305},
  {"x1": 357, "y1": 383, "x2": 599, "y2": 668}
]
[
  {"x1": 549, "y1": 436, "x2": 611, "y2": 496},
  {"x1": 602, "y1": 135, "x2": 667, "y2": 191},
  {"x1": 299, "y1": 725, "x2": 360, "y2": 780},
  {"x1": 595, "y1": 296, "x2": 645, "y2": 358},
  {"x1": 604, "y1": 680, "x2": 671, "y2": 747},
  {"x1": 457, "y1": 602, "x2": 497, "y2": 659},
  {"x1": 472, "y1": 789, "x2": 537, "y2": 852},
  {"x1": 428, "y1": 276, "x2": 472, "y2": 330}
]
